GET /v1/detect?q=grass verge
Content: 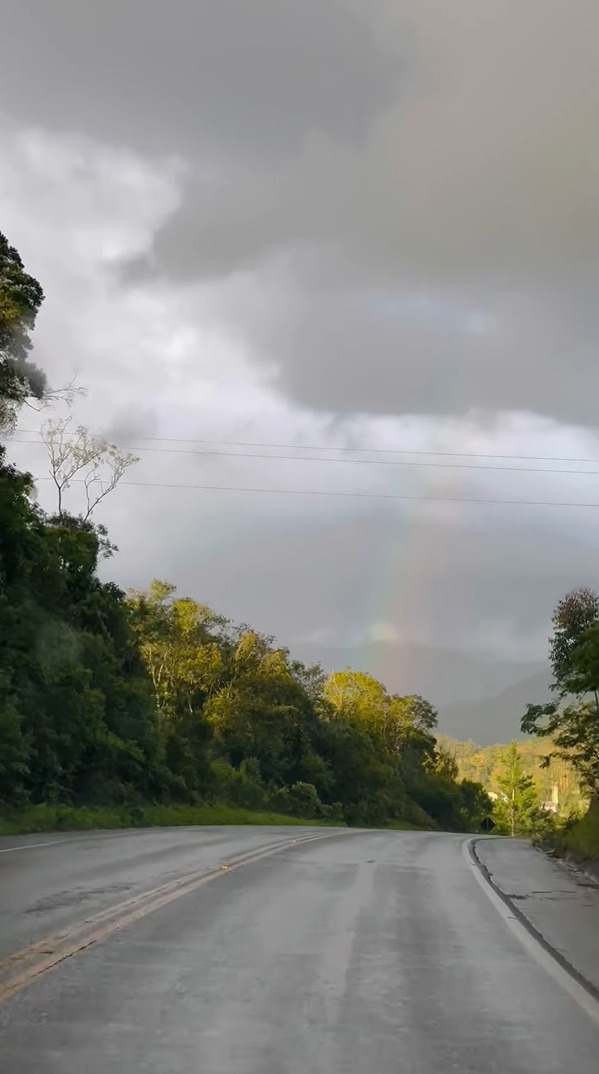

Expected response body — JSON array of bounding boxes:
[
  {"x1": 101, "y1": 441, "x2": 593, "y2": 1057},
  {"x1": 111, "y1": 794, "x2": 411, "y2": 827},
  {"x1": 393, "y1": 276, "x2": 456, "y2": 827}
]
[{"x1": 0, "y1": 802, "x2": 337, "y2": 836}]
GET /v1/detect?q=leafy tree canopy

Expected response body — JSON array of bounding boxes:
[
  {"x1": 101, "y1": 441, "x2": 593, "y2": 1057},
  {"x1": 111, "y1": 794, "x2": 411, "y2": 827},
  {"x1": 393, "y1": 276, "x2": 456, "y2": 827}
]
[
  {"x1": 522, "y1": 587, "x2": 599, "y2": 795},
  {"x1": 0, "y1": 231, "x2": 45, "y2": 429}
]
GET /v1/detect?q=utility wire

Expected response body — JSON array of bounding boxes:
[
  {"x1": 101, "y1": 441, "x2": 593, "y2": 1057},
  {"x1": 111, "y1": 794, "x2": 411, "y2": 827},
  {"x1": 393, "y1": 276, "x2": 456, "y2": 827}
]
[
  {"x1": 11, "y1": 437, "x2": 599, "y2": 478},
  {"x1": 13, "y1": 429, "x2": 599, "y2": 466},
  {"x1": 31, "y1": 475, "x2": 599, "y2": 509}
]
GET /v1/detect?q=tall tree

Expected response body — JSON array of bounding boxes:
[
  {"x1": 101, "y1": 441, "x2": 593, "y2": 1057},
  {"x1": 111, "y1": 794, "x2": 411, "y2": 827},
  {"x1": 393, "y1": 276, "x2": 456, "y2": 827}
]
[
  {"x1": 493, "y1": 742, "x2": 541, "y2": 836},
  {"x1": 127, "y1": 581, "x2": 225, "y2": 798}
]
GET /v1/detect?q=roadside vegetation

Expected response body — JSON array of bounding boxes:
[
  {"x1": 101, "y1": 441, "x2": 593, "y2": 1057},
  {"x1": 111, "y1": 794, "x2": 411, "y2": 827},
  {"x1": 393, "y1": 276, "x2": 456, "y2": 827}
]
[
  {"x1": 558, "y1": 799, "x2": 599, "y2": 860},
  {"x1": 437, "y1": 735, "x2": 585, "y2": 817},
  {"x1": 440, "y1": 735, "x2": 566, "y2": 838},
  {"x1": 443, "y1": 587, "x2": 599, "y2": 857},
  {"x1": 0, "y1": 803, "x2": 330, "y2": 836},
  {"x1": 0, "y1": 230, "x2": 491, "y2": 836},
  {"x1": 521, "y1": 587, "x2": 599, "y2": 860}
]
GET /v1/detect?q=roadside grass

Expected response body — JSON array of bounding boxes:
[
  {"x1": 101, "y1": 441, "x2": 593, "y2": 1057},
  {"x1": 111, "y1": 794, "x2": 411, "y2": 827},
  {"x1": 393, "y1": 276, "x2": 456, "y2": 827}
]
[
  {"x1": 0, "y1": 802, "x2": 336, "y2": 836},
  {"x1": 0, "y1": 803, "x2": 439, "y2": 837}
]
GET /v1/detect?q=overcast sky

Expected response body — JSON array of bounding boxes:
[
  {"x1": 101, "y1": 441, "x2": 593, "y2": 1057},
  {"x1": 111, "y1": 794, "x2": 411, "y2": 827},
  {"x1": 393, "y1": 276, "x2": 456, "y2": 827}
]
[{"x1": 2, "y1": 1, "x2": 599, "y2": 664}]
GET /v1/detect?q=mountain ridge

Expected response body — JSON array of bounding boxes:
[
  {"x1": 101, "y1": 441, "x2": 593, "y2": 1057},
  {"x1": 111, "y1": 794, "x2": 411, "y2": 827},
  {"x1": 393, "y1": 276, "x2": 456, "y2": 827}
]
[
  {"x1": 436, "y1": 668, "x2": 553, "y2": 744},
  {"x1": 289, "y1": 638, "x2": 546, "y2": 711}
]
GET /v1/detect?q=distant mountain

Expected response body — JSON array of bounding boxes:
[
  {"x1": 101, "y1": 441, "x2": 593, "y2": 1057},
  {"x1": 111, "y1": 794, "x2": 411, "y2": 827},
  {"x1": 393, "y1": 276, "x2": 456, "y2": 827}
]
[
  {"x1": 289, "y1": 639, "x2": 547, "y2": 710},
  {"x1": 436, "y1": 668, "x2": 553, "y2": 745}
]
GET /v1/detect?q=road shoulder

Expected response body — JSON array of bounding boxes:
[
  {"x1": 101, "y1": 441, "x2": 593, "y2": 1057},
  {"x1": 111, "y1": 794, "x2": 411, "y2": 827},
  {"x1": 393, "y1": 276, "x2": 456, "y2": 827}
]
[{"x1": 472, "y1": 837, "x2": 599, "y2": 998}]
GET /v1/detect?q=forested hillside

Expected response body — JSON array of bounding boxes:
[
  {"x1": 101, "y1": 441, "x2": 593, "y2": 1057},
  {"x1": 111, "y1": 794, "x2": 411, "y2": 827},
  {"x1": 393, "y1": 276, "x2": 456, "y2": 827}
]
[
  {"x1": 0, "y1": 230, "x2": 490, "y2": 833},
  {"x1": 438, "y1": 735, "x2": 585, "y2": 817}
]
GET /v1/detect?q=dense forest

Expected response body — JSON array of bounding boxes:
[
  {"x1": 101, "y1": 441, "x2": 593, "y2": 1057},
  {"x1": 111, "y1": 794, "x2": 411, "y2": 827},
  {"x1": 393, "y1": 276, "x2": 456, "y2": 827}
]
[{"x1": 0, "y1": 230, "x2": 493, "y2": 833}]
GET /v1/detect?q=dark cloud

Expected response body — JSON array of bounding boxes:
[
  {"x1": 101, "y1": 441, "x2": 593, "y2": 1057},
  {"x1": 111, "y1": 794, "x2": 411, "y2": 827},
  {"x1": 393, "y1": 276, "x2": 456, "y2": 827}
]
[
  {"x1": 3, "y1": 2, "x2": 599, "y2": 425},
  {"x1": 6, "y1": 19, "x2": 599, "y2": 678},
  {"x1": 0, "y1": 0, "x2": 400, "y2": 159},
  {"x1": 210, "y1": 263, "x2": 598, "y2": 422},
  {"x1": 99, "y1": 480, "x2": 599, "y2": 663},
  {"x1": 101, "y1": 408, "x2": 159, "y2": 445}
]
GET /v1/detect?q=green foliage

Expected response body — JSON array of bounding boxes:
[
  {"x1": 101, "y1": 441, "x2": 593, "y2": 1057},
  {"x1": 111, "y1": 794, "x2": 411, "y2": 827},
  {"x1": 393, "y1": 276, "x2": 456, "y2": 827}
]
[
  {"x1": 557, "y1": 797, "x2": 599, "y2": 860},
  {"x1": 493, "y1": 741, "x2": 543, "y2": 836},
  {"x1": 0, "y1": 230, "x2": 45, "y2": 430},
  {"x1": 548, "y1": 587, "x2": 599, "y2": 685},
  {"x1": 517, "y1": 586, "x2": 599, "y2": 868},
  {"x1": 521, "y1": 587, "x2": 599, "y2": 795},
  {"x1": 459, "y1": 780, "x2": 494, "y2": 831},
  {"x1": 438, "y1": 733, "x2": 585, "y2": 817}
]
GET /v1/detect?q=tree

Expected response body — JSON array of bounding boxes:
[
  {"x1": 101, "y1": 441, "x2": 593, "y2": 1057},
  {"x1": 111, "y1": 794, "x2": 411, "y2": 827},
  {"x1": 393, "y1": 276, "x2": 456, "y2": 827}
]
[
  {"x1": 459, "y1": 780, "x2": 493, "y2": 832},
  {"x1": 42, "y1": 417, "x2": 139, "y2": 519},
  {"x1": 493, "y1": 742, "x2": 541, "y2": 836},
  {"x1": 0, "y1": 444, "x2": 164, "y2": 807},
  {"x1": 0, "y1": 230, "x2": 45, "y2": 430},
  {"x1": 549, "y1": 587, "x2": 599, "y2": 685},
  {"x1": 406, "y1": 694, "x2": 438, "y2": 732},
  {"x1": 206, "y1": 630, "x2": 322, "y2": 789},
  {"x1": 126, "y1": 582, "x2": 228, "y2": 798},
  {"x1": 522, "y1": 587, "x2": 599, "y2": 795},
  {"x1": 128, "y1": 581, "x2": 226, "y2": 724},
  {"x1": 323, "y1": 669, "x2": 388, "y2": 724}
]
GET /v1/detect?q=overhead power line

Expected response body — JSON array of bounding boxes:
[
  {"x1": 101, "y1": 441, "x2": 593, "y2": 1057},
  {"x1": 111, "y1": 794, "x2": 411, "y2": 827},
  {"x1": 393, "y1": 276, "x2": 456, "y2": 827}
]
[
  {"x1": 13, "y1": 429, "x2": 599, "y2": 466},
  {"x1": 32, "y1": 475, "x2": 599, "y2": 509},
  {"x1": 11, "y1": 437, "x2": 599, "y2": 478}
]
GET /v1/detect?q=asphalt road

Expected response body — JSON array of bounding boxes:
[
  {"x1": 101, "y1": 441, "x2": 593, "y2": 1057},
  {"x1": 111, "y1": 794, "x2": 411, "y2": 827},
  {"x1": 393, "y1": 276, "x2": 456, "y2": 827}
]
[
  {"x1": 1, "y1": 827, "x2": 599, "y2": 1072},
  {"x1": 0, "y1": 826, "x2": 332, "y2": 960}
]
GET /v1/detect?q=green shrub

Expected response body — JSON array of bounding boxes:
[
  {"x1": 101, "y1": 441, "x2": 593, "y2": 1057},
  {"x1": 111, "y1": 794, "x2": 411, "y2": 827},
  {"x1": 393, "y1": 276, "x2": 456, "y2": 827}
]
[
  {"x1": 558, "y1": 798, "x2": 599, "y2": 859},
  {"x1": 286, "y1": 781, "x2": 323, "y2": 818}
]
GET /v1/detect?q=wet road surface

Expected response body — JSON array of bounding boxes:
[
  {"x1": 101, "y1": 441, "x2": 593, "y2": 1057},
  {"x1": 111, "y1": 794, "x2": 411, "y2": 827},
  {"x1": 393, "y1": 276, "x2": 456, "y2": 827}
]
[
  {"x1": 1, "y1": 828, "x2": 599, "y2": 1072},
  {"x1": 0, "y1": 825, "x2": 330, "y2": 960}
]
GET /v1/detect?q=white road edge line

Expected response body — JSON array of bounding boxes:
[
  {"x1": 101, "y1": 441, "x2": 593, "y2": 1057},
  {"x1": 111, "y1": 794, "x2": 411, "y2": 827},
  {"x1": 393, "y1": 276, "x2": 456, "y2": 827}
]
[
  {"x1": 464, "y1": 837, "x2": 599, "y2": 1029},
  {"x1": 0, "y1": 839, "x2": 71, "y2": 854}
]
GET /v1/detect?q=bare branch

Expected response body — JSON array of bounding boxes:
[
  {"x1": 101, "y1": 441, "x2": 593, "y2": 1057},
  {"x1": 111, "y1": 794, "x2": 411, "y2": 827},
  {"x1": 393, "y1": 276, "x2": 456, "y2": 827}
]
[
  {"x1": 41, "y1": 417, "x2": 139, "y2": 519},
  {"x1": 82, "y1": 443, "x2": 138, "y2": 521},
  {"x1": 2, "y1": 376, "x2": 86, "y2": 435},
  {"x1": 26, "y1": 375, "x2": 86, "y2": 414}
]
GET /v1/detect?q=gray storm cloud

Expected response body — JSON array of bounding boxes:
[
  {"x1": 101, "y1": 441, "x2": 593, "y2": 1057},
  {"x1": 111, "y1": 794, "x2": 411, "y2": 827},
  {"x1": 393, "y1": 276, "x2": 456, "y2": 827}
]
[
  {"x1": 100, "y1": 484, "x2": 599, "y2": 662},
  {"x1": 0, "y1": 0, "x2": 400, "y2": 156},
  {"x1": 2, "y1": 0, "x2": 598, "y2": 425}
]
